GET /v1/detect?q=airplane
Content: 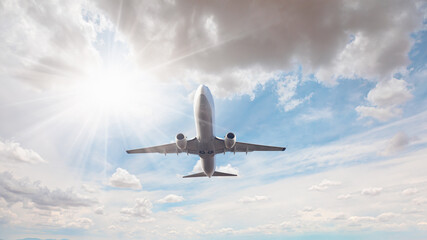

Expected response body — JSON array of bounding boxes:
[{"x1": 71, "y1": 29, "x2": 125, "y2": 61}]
[{"x1": 126, "y1": 85, "x2": 286, "y2": 178}]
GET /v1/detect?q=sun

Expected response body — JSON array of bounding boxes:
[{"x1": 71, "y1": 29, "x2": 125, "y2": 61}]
[{"x1": 72, "y1": 65, "x2": 150, "y2": 118}]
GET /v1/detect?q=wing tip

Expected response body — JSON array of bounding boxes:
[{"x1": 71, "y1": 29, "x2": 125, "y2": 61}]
[{"x1": 282, "y1": 147, "x2": 286, "y2": 151}]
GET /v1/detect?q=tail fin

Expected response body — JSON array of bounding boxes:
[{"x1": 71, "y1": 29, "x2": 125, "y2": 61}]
[{"x1": 182, "y1": 171, "x2": 238, "y2": 178}]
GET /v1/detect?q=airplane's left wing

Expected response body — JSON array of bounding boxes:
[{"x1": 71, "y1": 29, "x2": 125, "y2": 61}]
[
  {"x1": 214, "y1": 137, "x2": 285, "y2": 154},
  {"x1": 127, "y1": 138, "x2": 199, "y2": 155}
]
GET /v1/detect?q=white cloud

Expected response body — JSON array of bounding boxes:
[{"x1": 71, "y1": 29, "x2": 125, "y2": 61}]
[
  {"x1": 0, "y1": 140, "x2": 46, "y2": 164},
  {"x1": 361, "y1": 187, "x2": 383, "y2": 196},
  {"x1": 109, "y1": 168, "x2": 142, "y2": 190},
  {"x1": 377, "y1": 212, "x2": 397, "y2": 222},
  {"x1": 120, "y1": 198, "x2": 153, "y2": 218},
  {"x1": 296, "y1": 108, "x2": 333, "y2": 123},
  {"x1": 94, "y1": 205, "x2": 104, "y2": 215},
  {"x1": 216, "y1": 164, "x2": 239, "y2": 175},
  {"x1": 67, "y1": 217, "x2": 94, "y2": 229},
  {"x1": 356, "y1": 78, "x2": 413, "y2": 121},
  {"x1": 309, "y1": 179, "x2": 341, "y2": 191},
  {"x1": 192, "y1": 161, "x2": 239, "y2": 175},
  {"x1": 238, "y1": 195, "x2": 269, "y2": 203},
  {"x1": 192, "y1": 160, "x2": 203, "y2": 173},
  {"x1": 157, "y1": 194, "x2": 185, "y2": 204},
  {"x1": 81, "y1": 184, "x2": 97, "y2": 193},
  {"x1": 337, "y1": 194, "x2": 352, "y2": 200},
  {"x1": 169, "y1": 208, "x2": 186, "y2": 215},
  {"x1": 276, "y1": 75, "x2": 313, "y2": 112},
  {"x1": 0, "y1": 0, "x2": 102, "y2": 89},
  {"x1": 0, "y1": 171, "x2": 96, "y2": 209},
  {"x1": 402, "y1": 188, "x2": 418, "y2": 196}
]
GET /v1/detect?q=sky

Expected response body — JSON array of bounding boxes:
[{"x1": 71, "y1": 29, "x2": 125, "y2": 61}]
[{"x1": 0, "y1": 0, "x2": 427, "y2": 239}]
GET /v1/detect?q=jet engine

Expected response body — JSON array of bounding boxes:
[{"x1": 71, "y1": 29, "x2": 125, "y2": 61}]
[
  {"x1": 224, "y1": 132, "x2": 236, "y2": 149},
  {"x1": 175, "y1": 133, "x2": 187, "y2": 150}
]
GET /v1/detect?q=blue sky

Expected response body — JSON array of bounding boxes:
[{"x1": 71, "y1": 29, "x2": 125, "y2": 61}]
[{"x1": 1, "y1": 1, "x2": 427, "y2": 240}]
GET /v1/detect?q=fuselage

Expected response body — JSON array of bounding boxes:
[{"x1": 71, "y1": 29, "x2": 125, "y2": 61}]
[{"x1": 193, "y1": 85, "x2": 216, "y2": 177}]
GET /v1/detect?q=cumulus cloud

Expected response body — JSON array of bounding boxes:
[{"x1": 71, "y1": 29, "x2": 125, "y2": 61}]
[
  {"x1": 94, "y1": 206, "x2": 104, "y2": 215},
  {"x1": 356, "y1": 78, "x2": 413, "y2": 121},
  {"x1": 109, "y1": 168, "x2": 142, "y2": 190},
  {"x1": 238, "y1": 195, "x2": 269, "y2": 203},
  {"x1": 94, "y1": 0, "x2": 422, "y2": 98},
  {"x1": 309, "y1": 179, "x2": 341, "y2": 191},
  {"x1": 216, "y1": 164, "x2": 239, "y2": 175},
  {"x1": 0, "y1": 140, "x2": 46, "y2": 164},
  {"x1": 0, "y1": 171, "x2": 96, "y2": 209},
  {"x1": 120, "y1": 198, "x2": 152, "y2": 218},
  {"x1": 361, "y1": 187, "x2": 383, "y2": 196},
  {"x1": 157, "y1": 194, "x2": 185, "y2": 204},
  {"x1": 192, "y1": 161, "x2": 239, "y2": 175}
]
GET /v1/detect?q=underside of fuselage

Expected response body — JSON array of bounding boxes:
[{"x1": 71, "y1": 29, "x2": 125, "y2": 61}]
[{"x1": 194, "y1": 85, "x2": 216, "y2": 177}]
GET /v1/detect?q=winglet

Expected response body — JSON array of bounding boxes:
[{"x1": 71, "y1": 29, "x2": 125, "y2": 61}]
[{"x1": 282, "y1": 147, "x2": 286, "y2": 151}]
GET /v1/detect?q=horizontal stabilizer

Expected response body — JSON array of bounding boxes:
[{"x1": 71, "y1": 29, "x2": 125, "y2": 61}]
[
  {"x1": 213, "y1": 171, "x2": 237, "y2": 177},
  {"x1": 182, "y1": 172, "x2": 207, "y2": 178},
  {"x1": 182, "y1": 171, "x2": 238, "y2": 178}
]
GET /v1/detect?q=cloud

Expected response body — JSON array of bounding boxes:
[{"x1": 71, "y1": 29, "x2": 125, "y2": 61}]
[
  {"x1": 157, "y1": 194, "x2": 185, "y2": 204},
  {"x1": 276, "y1": 75, "x2": 313, "y2": 112},
  {"x1": 402, "y1": 188, "x2": 418, "y2": 196},
  {"x1": 308, "y1": 179, "x2": 341, "y2": 191},
  {"x1": 0, "y1": 171, "x2": 96, "y2": 209},
  {"x1": 94, "y1": 205, "x2": 104, "y2": 215},
  {"x1": 192, "y1": 160, "x2": 203, "y2": 173},
  {"x1": 382, "y1": 131, "x2": 413, "y2": 155},
  {"x1": 109, "y1": 168, "x2": 142, "y2": 190},
  {"x1": 337, "y1": 194, "x2": 352, "y2": 200},
  {"x1": 120, "y1": 198, "x2": 152, "y2": 218},
  {"x1": 94, "y1": 1, "x2": 422, "y2": 98},
  {"x1": 356, "y1": 78, "x2": 413, "y2": 121},
  {"x1": 0, "y1": 140, "x2": 46, "y2": 164},
  {"x1": 169, "y1": 208, "x2": 186, "y2": 215},
  {"x1": 238, "y1": 195, "x2": 269, "y2": 203},
  {"x1": 192, "y1": 161, "x2": 239, "y2": 175},
  {"x1": 296, "y1": 108, "x2": 333, "y2": 123},
  {"x1": 0, "y1": 0, "x2": 102, "y2": 89},
  {"x1": 361, "y1": 187, "x2": 383, "y2": 196},
  {"x1": 216, "y1": 164, "x2": 239, "y2": 175},
  {"x1": 67, "y1": 217, "x2": 94, "y2": 229}
]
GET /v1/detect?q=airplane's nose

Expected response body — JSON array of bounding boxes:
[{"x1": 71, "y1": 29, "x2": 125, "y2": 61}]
[{"x1": 197, "y1": 84, "x2": 210, "y2": 96}]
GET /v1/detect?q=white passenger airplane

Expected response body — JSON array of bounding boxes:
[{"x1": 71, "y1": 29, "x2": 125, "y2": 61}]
[{"x1": 127, "y1": 85, "x2": 285, "y2": 178}]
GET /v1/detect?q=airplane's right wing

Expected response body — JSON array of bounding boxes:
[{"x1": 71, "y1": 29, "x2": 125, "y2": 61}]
[
  {"x1": 127, "y1": 138, "x2": 199, "y2": 155},
  {"x1": 214, "y1": 137, "x2": 285, "y2": 154}
]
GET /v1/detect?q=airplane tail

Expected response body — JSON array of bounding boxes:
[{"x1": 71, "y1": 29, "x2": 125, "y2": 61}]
[{"x1": 182, "y1": 171, "x2": 237, "y2": 178}]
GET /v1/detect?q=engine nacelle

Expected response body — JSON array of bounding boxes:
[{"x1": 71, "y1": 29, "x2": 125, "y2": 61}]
[
  {"x1": 224, "y1": 132, "x2": 236, "y2": 149},
  {"x1": 175, "y1": 133, "x2": 187, "y2": 150}
]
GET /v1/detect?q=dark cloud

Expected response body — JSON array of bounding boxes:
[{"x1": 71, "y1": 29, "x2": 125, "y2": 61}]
[{"x1": 95, "y1": 0, "x2": 422, "y2": 96}]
